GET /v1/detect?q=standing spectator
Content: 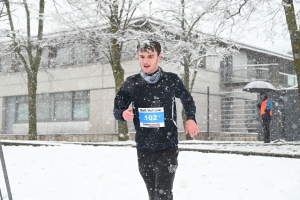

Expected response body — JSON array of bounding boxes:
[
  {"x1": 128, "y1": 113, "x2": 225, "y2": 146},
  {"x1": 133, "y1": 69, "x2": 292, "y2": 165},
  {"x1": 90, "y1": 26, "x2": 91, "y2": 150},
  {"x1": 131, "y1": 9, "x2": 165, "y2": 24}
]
[{"x1": 257, "y1": 92, "x2": 273, "y2": 143}]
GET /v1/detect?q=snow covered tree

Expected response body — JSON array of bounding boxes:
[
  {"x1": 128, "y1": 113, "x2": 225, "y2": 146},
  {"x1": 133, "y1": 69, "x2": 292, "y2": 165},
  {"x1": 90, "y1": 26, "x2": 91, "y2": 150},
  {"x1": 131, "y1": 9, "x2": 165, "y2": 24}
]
[
  {"x1": 151, "y1": 0, "x2": 246, "y2": 139},
  {"x1": 54, "y1": 0, "x2": 147, "y2": 140},
  {"x1": 1, "y1": 0, "x2": 47, "y2": 140}
]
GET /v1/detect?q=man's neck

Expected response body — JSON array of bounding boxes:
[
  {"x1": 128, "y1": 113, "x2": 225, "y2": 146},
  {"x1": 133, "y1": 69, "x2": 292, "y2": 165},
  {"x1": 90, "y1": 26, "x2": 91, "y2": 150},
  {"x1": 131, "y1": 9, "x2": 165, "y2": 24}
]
[{"x1": 146, "y1": 68, "x2": 159, "y2": 76}]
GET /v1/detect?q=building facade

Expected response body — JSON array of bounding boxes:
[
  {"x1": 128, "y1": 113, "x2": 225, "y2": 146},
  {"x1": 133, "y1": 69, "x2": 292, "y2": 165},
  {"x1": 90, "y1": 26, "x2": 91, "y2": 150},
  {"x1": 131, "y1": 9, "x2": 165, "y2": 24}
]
[{"x1": 0, "y1": 33, "x2": 297, "y2": 142}]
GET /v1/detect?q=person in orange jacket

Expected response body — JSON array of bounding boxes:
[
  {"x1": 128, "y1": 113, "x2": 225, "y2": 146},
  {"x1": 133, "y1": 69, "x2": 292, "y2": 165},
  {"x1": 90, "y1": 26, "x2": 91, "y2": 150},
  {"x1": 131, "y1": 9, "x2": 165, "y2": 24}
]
[{"x1": 257, "y1": 92, "x2": 273, "y2": 143}]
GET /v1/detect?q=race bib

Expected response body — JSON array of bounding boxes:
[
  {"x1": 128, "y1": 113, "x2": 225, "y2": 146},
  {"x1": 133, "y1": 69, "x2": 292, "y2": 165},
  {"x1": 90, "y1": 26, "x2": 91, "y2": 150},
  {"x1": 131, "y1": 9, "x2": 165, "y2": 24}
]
[{"x1": 138, "y1": 107, "x2": 165, "y2": 128}]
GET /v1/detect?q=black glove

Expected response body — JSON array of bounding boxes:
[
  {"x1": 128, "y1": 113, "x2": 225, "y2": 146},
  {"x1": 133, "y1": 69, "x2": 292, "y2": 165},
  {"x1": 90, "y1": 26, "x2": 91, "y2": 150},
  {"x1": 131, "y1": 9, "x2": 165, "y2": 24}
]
[
  {"x1": 257, "y1": 103, "x2": 261, "y2": 108},
  {"x1": 265, "y1": 109, "x2": 270, "y2": 114}
]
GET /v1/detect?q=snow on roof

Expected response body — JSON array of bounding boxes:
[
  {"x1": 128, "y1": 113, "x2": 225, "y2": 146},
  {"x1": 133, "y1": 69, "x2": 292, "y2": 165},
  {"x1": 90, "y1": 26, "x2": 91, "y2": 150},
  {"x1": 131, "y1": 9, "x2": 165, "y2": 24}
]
[
  {"x1": 280, "y1": 85, "x2": 298, "y2": 90},
  {"x1": 234, "y1": 41, "x2": 293, "y2": 61}
]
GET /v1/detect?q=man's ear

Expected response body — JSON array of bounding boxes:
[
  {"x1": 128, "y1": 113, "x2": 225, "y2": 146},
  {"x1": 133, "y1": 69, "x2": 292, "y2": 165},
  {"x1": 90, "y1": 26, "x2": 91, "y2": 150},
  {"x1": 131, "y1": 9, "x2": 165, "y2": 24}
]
[{"x1": 158, "y1": 53, "x2": 162, "y2": 60}]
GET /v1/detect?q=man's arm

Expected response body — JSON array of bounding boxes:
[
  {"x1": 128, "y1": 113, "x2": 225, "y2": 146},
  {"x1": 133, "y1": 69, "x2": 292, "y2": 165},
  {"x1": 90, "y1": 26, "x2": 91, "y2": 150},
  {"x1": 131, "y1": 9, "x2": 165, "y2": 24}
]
[
  {"x1": 174, "y1": 75, "x2": 196, "y2": 122},
  {"x1": 174, "y1": 74, "x2": 199, "y2": 136},
  {"x1": 113, "y1": 78, "x2": 132, "y2": 122}
]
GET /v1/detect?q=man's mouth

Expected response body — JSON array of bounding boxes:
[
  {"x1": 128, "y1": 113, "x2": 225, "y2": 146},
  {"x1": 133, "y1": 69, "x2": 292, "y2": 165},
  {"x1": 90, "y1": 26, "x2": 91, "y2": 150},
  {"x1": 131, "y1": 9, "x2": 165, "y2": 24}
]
[{"x1": 144, "y1": 65, "x2": 150, "y2": 68}]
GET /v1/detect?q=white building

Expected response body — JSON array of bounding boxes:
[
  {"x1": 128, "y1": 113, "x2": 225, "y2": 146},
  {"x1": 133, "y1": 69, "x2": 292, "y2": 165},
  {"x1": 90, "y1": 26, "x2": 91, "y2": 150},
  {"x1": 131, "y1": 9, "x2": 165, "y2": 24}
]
[{"x1": 0, "y1": 27, "x2": 295, "y2": 142}]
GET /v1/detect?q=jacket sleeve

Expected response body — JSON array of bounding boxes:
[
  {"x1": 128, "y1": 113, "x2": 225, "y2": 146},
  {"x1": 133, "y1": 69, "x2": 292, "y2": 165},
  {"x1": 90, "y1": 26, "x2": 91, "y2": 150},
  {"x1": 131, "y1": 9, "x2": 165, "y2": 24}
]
[
  {"x1": 113, "y1": 78, "x2": 132, "y2": 122},
  {"x1": 174, "y1": 75, "x2": 197, "y2": 122}
]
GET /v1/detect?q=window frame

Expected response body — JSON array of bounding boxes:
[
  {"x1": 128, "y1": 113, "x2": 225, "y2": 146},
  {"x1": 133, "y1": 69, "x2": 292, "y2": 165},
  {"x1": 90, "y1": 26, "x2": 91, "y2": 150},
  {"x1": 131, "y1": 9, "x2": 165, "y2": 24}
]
[{"x1": 14, "y1": 91, "x2": 90, "y2": 123}]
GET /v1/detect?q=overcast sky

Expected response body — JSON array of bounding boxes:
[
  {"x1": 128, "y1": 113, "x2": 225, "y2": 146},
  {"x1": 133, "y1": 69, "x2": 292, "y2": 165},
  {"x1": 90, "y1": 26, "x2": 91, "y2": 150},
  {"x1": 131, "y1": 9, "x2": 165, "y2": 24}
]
[{"x1": 0, "y1": 0, "x2": 294, "y2": 54}]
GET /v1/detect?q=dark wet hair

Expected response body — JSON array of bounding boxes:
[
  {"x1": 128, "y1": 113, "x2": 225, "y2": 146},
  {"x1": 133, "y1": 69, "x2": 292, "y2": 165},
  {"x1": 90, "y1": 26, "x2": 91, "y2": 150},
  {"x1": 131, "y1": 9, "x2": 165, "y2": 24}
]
[
  {"x1": 137, "y1": 39, "x2": 161, "y2": 55},
  {"x1": 260, "y1": 92, "x2": 268, "y2": 99}
]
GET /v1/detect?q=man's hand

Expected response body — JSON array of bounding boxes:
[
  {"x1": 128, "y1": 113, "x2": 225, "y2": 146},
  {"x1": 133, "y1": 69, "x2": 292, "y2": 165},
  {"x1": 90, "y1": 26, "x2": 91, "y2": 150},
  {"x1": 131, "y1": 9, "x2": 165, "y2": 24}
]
[
  {"x1": 185, "y1": 119, "x2": 199, "y2": 137},
  {"x1": 122, "y1": 108, "x2": 134, "y2": 121}
]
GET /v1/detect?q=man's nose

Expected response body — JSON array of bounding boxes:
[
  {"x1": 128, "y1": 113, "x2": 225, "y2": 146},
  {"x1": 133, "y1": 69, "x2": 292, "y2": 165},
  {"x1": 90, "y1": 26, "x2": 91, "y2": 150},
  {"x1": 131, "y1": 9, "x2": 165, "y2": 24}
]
[{"x1": 143, "y1": 59, "x2": 149, "y2": 64}]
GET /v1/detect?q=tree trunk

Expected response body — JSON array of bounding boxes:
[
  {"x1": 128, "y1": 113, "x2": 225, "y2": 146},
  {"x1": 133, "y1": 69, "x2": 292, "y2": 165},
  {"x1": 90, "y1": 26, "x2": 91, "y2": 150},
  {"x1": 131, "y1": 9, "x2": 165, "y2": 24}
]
[
  {"x1": 27, "y1": 74, "x2": 37, "y2": 140},
  {"x1": 111, "y1": 37, "x2": 129, "y2": 141},
  {"x1": 283, "y1": 0, "x2": 300, "y2": 110},
  {"x1": 109, "y1": 1, "x2": 129, "y2": 141},
  {"x1": 4, "y1": 0, "x2": 45, "y2": 140}
]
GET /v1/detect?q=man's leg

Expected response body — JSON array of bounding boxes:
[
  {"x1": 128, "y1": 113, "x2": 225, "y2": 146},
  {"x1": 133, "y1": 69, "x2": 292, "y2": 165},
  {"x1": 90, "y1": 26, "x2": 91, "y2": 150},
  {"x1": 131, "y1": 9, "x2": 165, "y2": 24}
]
[
  {"x1": 137, "y1": 150, "x2": 156, "y2": 200},
  {"x1": 154, "y1": 146, "x2": 179, "y2": 200},
  {"x1": 262, "y1": 119, "x2": 271, "y2": 143}
]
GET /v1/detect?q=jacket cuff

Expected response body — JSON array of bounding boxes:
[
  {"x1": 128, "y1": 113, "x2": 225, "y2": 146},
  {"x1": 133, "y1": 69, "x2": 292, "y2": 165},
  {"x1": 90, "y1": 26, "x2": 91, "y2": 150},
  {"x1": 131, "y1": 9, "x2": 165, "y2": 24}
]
[
  {"x1": 114, "y1": 109, "x2": 126, "y2": 122},
  {"x1": 186, "y1": 115, "x2": 197, "y2": 124}
]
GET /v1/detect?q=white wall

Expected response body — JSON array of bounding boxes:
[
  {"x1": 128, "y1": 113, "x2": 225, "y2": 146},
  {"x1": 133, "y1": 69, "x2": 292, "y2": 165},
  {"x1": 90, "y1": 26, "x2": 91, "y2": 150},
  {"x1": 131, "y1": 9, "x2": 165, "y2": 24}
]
[
  {"x1": 90, "y1": 89, "x2": 116, "y2": 134},
  {"x1": 0, "y1": 60, "x2": 140, "y2": 135},
  {"x1": 206, "y1": 56, "x2": 221, "y2": 72},
  {"x1": 12, "y1": 121, "x2": 90, "y2": 135},
  {"x1": 0, "y1": 55, "x2": 245, "y2": 135}
]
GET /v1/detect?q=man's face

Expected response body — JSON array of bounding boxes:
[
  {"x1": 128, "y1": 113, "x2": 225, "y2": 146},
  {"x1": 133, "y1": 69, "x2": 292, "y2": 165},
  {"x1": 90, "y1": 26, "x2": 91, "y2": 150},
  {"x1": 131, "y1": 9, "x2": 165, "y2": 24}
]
[
  {"x1": 138, "y1": 50, "x2": 162, "y2": 74},
  {"x1": 260, "y1": 94, "x2": 265, "y2": 100}
]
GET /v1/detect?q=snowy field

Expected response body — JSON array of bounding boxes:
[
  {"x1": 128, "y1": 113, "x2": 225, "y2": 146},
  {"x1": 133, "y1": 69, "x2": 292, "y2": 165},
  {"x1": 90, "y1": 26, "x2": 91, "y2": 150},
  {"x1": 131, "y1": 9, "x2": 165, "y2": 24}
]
[{"x1": 0, "y1": 142, "x2": 299, "y2": 200}]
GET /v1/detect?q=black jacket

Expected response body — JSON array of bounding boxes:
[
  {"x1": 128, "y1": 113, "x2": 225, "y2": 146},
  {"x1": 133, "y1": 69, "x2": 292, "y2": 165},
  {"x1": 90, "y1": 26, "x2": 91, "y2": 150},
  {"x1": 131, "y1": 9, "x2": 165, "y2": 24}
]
[{"x1": 113, "y1": 69, "x2": 197, "y2": 152}]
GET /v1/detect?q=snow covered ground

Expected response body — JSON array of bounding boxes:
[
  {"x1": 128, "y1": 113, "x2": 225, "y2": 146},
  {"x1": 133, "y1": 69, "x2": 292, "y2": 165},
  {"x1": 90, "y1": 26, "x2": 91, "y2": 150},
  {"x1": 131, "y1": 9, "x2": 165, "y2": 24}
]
[{"x1": 0, "y1": 140, "x2": 299, "y2": 200}]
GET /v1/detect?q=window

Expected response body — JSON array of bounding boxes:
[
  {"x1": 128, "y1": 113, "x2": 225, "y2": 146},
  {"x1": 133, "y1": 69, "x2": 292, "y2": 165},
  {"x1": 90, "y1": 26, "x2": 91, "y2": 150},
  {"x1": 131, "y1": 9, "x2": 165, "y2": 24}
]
[
  {"x1": 55, "y1": 45, "x2": 73, "y2": 66},
  {"x1": 53, "y1": 93, "x2": 72, "y2": 121},
  {"x1": 37, "y1": 94, "x2": 51, "y2": 121},
  {"x1": 73, "y1": 43, "x2": 91, "y2": 64},
  {"x1": 73, "y1": 91, "x2": 90, "y2": 120},
  {"x1": 0, "y1": 54, "x2": 12, "y2": 73},
  {"x1": 16, "y1": 96, "x2": 28, "y2": 122},
  {"x1": 288, "y1": 74, "x2": 297, "y2": 86},
  {"x1": 220, "y1": 56, "x2": 233, "y2": 83},
  {"x1": 13, "y1": 91, "x2": 90, "y2": 123},
  {"x1": 53, "y1": 42, "x2": 95, "y2": 67}
]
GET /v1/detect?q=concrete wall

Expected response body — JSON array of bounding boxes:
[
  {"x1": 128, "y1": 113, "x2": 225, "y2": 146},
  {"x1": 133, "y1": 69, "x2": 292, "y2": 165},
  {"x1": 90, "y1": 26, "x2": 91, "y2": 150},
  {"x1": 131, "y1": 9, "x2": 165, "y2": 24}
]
[
  {"x1": 90, "y1": 89, "x2": 116, "y2": 134},
  {"x1": 0, "y1": 60, "x2": 141, "y2": 136},
  {"x1": 12, "y1": 121, "x2": 90, "y2": 134},
  {"x1": 0, "y1": 52, "x2": 258, "y2": 142},
  {"x1": 0, "y1": 60, "x2": 240, "y2": 140},
  {"x1": 206, "y1": 56, "x2": 221, "y2": 72}
]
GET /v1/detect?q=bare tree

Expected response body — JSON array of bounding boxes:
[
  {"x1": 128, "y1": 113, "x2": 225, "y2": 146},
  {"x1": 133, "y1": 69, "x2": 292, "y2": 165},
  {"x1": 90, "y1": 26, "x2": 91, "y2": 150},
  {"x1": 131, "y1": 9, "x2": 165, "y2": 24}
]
[
  {"x1": 55, "y1": 0, "x2": 146, "y2": 140},
  {"x1": 153, "y1": 0, "x2": 246, "y2": 139},
  {"x1": 2, "y1": 0, "x2": 46, "y2": 140}
]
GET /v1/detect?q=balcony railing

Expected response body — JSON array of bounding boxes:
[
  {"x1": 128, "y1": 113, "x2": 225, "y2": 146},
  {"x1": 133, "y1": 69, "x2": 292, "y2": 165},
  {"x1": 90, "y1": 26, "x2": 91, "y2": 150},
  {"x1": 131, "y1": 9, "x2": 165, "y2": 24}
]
[{"x1": 221, "y1": 64, "x2": 297, "y2": 87}]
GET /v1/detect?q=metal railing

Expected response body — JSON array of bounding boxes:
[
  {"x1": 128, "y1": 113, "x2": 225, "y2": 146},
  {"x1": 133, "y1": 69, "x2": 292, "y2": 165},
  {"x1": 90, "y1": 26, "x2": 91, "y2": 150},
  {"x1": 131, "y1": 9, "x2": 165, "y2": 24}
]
[
  {"x1": 221, "y1": 64, "x2": 297, "y2": 88},
  {"x1": 221, "y1": 65, "x2": 271, "y2": 84}
]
